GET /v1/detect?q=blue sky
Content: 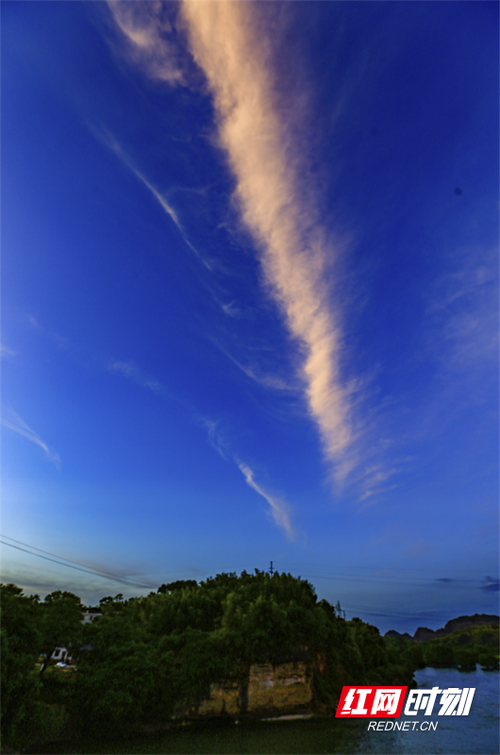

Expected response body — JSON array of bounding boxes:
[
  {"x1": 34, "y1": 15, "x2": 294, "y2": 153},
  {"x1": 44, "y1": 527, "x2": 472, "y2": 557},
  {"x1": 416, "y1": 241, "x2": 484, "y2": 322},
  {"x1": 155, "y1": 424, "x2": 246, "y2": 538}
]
[{"x1": 2, "y1": 1, "x2": 498, "y2": 633}]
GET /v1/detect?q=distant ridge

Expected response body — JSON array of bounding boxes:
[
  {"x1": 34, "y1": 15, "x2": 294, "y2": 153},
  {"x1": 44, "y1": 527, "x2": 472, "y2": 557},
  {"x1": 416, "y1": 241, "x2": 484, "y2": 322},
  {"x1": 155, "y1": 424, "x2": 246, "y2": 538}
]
[
  {"x1": 385, "y1": 630, "x2": 413, "y2": 640},
  {"x1": 384, "y1": 613, "x2": 499, "y2": 642}
]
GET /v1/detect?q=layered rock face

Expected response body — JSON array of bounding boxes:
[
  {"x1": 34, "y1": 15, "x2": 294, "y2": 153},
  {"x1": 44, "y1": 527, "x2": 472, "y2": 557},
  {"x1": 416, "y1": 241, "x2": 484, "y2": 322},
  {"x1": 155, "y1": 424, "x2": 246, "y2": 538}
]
[
  {"x1": 198, "y1": 679, "x2": 241, "y2": 716},
  {"x1": 247, "y1": 662, "x2": 313, "y2": 713},
  {"x1": 198, "y1": 661, "x2": 313, "y2": 716}
]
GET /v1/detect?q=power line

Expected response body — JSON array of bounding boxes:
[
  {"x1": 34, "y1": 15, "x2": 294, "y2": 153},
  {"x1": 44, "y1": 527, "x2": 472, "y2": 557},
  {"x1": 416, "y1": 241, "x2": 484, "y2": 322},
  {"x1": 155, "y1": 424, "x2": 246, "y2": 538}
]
[
  {"x1": 278, "y1": 568, "x2": 481, "y2": 587},
  {"x1": 341, "y1": 606, "x2": 450, "y2": 622},
  {"x1": 2, "y1": 534, "x2": 112, "y2": 569},
  {"x1": 283, "y1": 560, "x2": 490, "y2": 576},
  {"x1": 0, "y1": 537, "x2": 153, "y2": 590},
  {"x1": 2, "y1": 541, "x2": 489, "y2": 623},
  {"x1": 303, "y1": 570, "x2": 479, "y2": 584}
]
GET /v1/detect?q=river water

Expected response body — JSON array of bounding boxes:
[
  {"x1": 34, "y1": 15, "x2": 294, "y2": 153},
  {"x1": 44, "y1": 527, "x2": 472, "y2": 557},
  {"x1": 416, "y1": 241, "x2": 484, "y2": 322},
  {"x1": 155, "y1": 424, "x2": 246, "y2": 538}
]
[
  {"x1": 349, "y1": 666, "x2": 499, "y2": 755},
  {"x1": 37, "y1": 667, "x2": 498, "y2": 754}
]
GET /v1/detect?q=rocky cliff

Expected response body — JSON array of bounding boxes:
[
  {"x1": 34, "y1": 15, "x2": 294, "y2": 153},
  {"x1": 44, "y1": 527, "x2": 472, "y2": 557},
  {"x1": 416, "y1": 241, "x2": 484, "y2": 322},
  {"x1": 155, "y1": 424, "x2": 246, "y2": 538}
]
[
  {"x1": 198, "y1": 661, "x2": 313, "y2": 717},
  {"x1": 413, "y1": 613, "x2": 499, "y2": 642}
]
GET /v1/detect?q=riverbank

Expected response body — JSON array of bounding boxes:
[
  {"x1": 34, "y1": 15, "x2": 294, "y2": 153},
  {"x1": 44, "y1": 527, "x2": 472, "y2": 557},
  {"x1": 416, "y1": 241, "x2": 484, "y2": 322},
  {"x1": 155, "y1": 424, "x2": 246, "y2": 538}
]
[
  {"x1": 21, "y1": 696, "x2": 336, "y2": 754},
  {"x1": 29, "y1": 714, "x2": 362, "y2": 755},
  {"x1": 29, "y1": 667, "x2": 499, "y2": 755}
]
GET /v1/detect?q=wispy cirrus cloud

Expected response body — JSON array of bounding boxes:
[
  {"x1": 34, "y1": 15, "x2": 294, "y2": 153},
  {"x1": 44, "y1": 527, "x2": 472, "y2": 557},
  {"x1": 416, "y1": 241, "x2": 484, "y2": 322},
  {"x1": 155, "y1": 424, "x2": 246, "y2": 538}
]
[
  {"x1": 106, "y1": 0, "x2": 188, "y2": 86},
  {"x1": 201, "y1": 418, "x2": 229, "y2": 461},
  {"x1": 108, "y1": 359, "x2": 163, "y2": 393},
  {"x1": 1, "y1": 344, "x2": 18, "y2": 358},
  {"x1": 25, "y1": 314, "x2": 167, "y2": 398},
  {"x1": 232, "y1": 360, "x2": 295, "y2": 393},
  {"x1": 201, "y1": 418, "x2": 294, "y2": 539},
  {"x1": 220, "y1": 300, "x2": 241, "y2": 318},
  {"x1": 180, "y1": 2, "x2": 357, "y2": 481},
  {"x1": 212, "y1": 340, "x2": 297, "y2": 393},
  {"x1": 90, "y1": 125, "x2": 213, "y2": 269},
  {"x1": 27, "y1": 314, "x2": 42, "y2": 330},
  {"x1": 482, "y1": 576, "x2": 499, "y2": 593},
  {"x1": 105, "y1": 1, "x2": 361, "y2": 484},
  {"x1": 356, "y1": 464, "x2": 400, "y2": 503},
  {"x1": 358, "y1": 484, "x2": 399, "y2": 504},
  {"x1": 425, "y1": 249, "x2": 498, "y2": 375},
  {"x1": 236, "y1": 460, "x2": 294, "y2": 541},
  {"x1": 1, "y1": 410, "x2": 61, "y2": 469}
]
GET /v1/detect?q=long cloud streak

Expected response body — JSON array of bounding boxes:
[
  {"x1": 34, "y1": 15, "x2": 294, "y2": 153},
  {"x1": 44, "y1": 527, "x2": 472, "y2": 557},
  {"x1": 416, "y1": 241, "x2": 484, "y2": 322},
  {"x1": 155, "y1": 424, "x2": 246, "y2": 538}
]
[
  {"x1": 107, "y1": 0, "x2": 187, "y2": 86},
  {"x1": 2, "y1": 410, "x2": 61, "y2": 469},
  {"x1": 180, "y1": 1, "x2": 354, "y2": 478},
  {"x1": 91, "y1": 125, "x2": 210, "y2": 266},
  {"x1": 105, "y1": 0, "x2": 357, "y2": 480},
  {"x1": 237, "y1": 460, "x2": 294, "y2": 540},
  {"x1": 201, "y1": 418, "x2": 293, "y2": 538}
]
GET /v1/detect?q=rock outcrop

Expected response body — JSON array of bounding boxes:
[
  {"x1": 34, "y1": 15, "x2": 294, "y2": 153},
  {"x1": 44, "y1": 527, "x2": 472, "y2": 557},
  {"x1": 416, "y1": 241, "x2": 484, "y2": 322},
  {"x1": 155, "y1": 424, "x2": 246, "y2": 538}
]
[
  {"x1": 247, "y1": 662, "x2": 313, "y2": 714},
  {"x1": 198, "y1": 661, "x2": 313, "y2": 717},
  {"x1": 413, "y1": 614, "x2": 499, "y2": 642}
]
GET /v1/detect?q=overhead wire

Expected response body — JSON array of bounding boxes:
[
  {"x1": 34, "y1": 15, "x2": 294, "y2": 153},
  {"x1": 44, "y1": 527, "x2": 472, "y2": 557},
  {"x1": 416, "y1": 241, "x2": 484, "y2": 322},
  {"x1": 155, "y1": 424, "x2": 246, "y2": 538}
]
[
  {"x1": 0, "y1": 536, "x2": 154, "y2": 590},
  {"x1": 2, "y1": 537, "x2": 490, "y2": 623}
]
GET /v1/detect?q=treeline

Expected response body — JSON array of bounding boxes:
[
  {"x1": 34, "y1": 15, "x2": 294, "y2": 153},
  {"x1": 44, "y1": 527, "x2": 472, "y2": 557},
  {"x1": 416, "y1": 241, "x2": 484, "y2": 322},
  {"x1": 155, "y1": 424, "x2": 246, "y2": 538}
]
[
  {"x1": 0, "y1": 572, "x2": 424, "y2": 748},
  {"x1": 386, "y1": 624, "x2": 499, "y2": 671}
]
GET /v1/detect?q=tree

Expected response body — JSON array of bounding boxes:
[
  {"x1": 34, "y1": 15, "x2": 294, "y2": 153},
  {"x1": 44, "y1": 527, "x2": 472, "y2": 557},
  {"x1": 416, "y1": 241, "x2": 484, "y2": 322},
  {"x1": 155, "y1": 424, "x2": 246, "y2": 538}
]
[
  {"x1": 75, "y1": 609, "x2": 177, "y2": 735},
  {"x1": 157, "y1": 580, "x2": 198, "y2": 594},
  {"x1": 40, "y1": 590, "x2": 84, "y2": 673},
  {"x1": 0, "y1": 584, "x2": 44, "y2": 747}
]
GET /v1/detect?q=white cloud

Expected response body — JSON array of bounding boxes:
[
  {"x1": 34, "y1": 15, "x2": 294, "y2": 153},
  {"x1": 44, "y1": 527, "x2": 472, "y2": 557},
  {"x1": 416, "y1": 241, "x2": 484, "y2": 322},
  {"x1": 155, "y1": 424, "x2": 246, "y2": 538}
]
[
  {"x1": 109, "y1": 360, "x2": 136, "y2": 378},
  {"x1": 0, "y1": 344, "x2": 18, "y2": 358},
  {"x1": 220, "y1": 300, "x2": 241, "y2": 318},
  {"x1": 213, "y1": 341, "x2": 297, "y2": 393},
  {"x1": 358, "y1": 484, "x2": 399, "y2": 504},
  {"x1": 237, "y1": 460, "x2": 294, "y2": 540},
  {"x1": 106, "y1": 1, "x2": 187, "y2": 86},
  {"x1": 201, "y1": 417, "x2": 229, "y2": 460},
  {"x1": 108, "y1": 359, "x2": 163, "y2": 393},
  {"x1": 356, "y1": 464, "x2": 399, "y2": 498},
  {"x1": 180, "y1": 1, "x2": 357, "y2": 480},
  {"x1": 201, "y1": 418, "x2": 294, "y2": 538},
  {"x1": 1, "y1": 410, "x2": 61, "y2": 469},
  {"x1": 27, "y1": 314, "x2": 41, "y2": 330},
  {"x1": 425, "y1": 249, "x2": 498, "y2": 373},
  {"x1": 91, "y1": 125, "x2": 212, "y2": 267},
  {"x1": 103, "y1": 1, "x2": 387, "y2": 488},
  {"x1": 234, "y1": 360, "x2": 294, "y2": 392}
]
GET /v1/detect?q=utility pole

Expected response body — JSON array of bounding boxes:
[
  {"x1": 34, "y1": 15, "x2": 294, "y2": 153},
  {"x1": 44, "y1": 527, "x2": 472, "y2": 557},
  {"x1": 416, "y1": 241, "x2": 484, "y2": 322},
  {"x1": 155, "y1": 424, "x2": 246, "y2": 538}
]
[{"x1": 269, "y1": 560, "x2": 274, "y2": 575}]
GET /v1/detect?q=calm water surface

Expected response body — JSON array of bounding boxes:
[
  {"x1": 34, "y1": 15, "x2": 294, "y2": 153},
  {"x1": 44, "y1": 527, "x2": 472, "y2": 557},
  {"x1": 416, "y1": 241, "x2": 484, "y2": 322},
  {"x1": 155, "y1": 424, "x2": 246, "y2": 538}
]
[
  {"x1": 350, "y1": 666, "x2": 499, "y2": 755},
  {"x1": 39, "y1": 667, "x2": 499, "y2": 755}
]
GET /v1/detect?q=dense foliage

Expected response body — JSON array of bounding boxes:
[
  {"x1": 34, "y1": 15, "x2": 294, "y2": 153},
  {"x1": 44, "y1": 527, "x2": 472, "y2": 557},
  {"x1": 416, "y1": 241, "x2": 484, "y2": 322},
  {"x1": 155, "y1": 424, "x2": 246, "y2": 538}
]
[
  {"x1": 1, "y1": 583, "x2": 43, "y2": 747},
  {"x1": 1, "y1": 573, "x2": 497, "y2": 748},
  {"x1": 76, "y1": 571, "x2": 422, "y2": 737},
  {"x1": 385, "y1": 624, "x2": 500, "y2": 671}
]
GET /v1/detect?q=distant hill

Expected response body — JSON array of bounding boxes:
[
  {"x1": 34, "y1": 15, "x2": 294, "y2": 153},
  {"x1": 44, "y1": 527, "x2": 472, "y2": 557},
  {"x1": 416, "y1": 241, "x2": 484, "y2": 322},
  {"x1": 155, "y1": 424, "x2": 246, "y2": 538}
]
[
  {"x1": 414, "y1": 614, "x2": 499, "y2": 642},
  {"x1": 385, "y1": 613, "x2": 499, "y2": 642},
  {"x1": 385, "y1": 630, "x2": 413, "y2": 641}
]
